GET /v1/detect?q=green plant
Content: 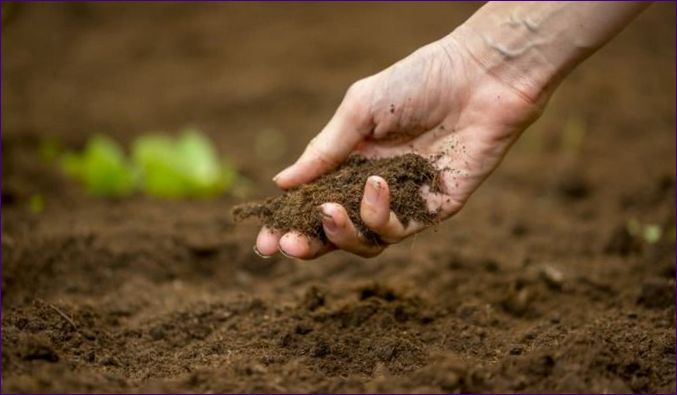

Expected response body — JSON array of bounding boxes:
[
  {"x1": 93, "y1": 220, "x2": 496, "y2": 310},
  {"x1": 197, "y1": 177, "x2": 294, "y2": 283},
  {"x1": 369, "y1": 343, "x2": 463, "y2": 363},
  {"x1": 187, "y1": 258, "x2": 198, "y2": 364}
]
[
  {"x1": 60, "y1": 129, "x2": 237, "y2": 198},
  {"x1": 61, "y1": 135, "x2": 137, "y2": 197},
  {"x1": 132, "y1": 129, "x2": 236, "y2": 198}
]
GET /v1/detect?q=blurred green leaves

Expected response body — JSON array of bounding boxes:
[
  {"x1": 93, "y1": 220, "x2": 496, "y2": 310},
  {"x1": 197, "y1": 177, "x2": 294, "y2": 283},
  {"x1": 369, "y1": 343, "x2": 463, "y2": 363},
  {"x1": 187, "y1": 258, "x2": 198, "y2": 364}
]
[
  {"x1": 627, "y1": 218, "x2": 664, "y2": 245},
  {"x1": 61, "y1": 135, "x2": 137, "y2": 197},
  {"x1": 60, "y1": 129, "x2": 237, "y2": 198},
  {"x1": 132, "y1": 129, "x2": 236, "y2": 198}
]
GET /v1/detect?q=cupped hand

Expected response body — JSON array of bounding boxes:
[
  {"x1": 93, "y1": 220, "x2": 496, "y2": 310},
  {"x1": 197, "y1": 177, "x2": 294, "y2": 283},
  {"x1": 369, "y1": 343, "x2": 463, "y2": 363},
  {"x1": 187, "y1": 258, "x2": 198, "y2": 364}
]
[{"x1": 256, "y1": 35, "x2": 545, "y2": 259}]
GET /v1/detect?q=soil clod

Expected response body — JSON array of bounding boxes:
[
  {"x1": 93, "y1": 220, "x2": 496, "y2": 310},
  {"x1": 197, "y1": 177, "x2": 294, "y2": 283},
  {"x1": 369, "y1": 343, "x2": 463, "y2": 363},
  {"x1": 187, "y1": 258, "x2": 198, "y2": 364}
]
[{"x1": 233, "y1": 154, "x2": 440, "y2": 244}]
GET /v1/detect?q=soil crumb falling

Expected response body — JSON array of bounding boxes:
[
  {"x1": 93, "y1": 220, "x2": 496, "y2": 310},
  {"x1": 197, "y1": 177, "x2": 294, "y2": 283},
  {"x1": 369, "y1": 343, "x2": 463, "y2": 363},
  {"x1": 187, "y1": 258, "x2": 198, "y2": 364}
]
[{"x1": 232, "y1": 153, "x2": 440, "y2": 244}]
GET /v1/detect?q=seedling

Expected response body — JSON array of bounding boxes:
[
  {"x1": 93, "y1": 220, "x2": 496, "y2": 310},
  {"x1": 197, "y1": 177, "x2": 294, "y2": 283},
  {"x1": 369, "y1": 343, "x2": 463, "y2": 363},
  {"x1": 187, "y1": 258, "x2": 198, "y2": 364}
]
[
  {"x1": 61, "y1": 135, "x2": 136, "y2": 197},
  {"x1": 132, "y1": 129, "x2": 236, "y2": 198},
  {"x1": 60, "y1": 129, "x2": 237, "y2": 198}
]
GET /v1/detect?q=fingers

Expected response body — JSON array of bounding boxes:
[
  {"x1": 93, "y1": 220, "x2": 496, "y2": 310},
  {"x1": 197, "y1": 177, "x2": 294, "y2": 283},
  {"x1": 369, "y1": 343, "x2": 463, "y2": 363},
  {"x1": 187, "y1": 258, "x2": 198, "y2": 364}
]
[
  {"x1": 318, "y1": 175, "x2": 430, "y2": 257},
  {"x1": 279, "y1": 231, "x2": 335, "y2": 260},
  {"x1": 360, "y1": 176, "x2": 410, "y2": 243},
  {"x1": 255, "y1": 226, "x2": 282, "y2": 257},
  {"x1": 320, "y1": 203, "x2": 385, "y2": 258},
  {"x1": 274, "y1": 82, "x2": 373, "y2": 189},
  {"x1": 255, "y1": 227, "x2": 333, "y2": 260},
  {"x1": 255, "y1": 177, "x2": 446, "y2": 260}
]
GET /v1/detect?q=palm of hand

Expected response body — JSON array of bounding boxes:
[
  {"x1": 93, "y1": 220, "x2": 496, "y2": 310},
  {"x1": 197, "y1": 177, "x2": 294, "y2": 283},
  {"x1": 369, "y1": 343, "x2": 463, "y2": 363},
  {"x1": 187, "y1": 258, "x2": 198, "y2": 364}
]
[{"x1": 256, "y1": 39, "x2": 542, "y2": 259}]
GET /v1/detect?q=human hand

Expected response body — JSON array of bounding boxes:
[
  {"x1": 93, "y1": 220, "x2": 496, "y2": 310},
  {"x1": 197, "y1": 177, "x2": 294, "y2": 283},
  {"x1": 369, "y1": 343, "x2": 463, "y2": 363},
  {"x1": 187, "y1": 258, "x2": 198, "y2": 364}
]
[
  {"x1": 252, "y1": 0, "x2": 649, "y2": 259},
  {"x1": 255, "y1": 35, "x2": 544, "y2": 259}
]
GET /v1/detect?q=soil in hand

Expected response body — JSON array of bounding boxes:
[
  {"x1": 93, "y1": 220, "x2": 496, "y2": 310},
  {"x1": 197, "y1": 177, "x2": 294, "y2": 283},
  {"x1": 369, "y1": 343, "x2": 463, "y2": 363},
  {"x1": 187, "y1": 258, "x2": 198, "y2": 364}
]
[{"x1": 232, "y1": 153, "x2": 441, "y2": 244}]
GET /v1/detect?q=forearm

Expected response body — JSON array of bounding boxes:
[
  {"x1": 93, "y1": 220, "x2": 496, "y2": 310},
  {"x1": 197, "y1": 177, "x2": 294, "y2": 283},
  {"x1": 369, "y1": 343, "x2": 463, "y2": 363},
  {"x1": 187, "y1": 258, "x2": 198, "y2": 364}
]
[{"x1": 448, "y1": 1, "x2": 650, "y2": 103}]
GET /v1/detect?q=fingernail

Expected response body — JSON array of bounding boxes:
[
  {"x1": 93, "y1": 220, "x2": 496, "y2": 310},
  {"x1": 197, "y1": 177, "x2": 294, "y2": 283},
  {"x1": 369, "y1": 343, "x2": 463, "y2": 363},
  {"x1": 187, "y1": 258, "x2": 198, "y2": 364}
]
[
  {"x1": 320, "y1": 204, "x2": 342, "y2": 233},
  {"x1": 252, "y1": 245, "x2": 272, "y2": 259},
  {"x1": 323, "y1": 214, "x2": 338, "y2": 233},
  {"x1": 365, "y1": 177, "x2": 381, "y2": 205}
]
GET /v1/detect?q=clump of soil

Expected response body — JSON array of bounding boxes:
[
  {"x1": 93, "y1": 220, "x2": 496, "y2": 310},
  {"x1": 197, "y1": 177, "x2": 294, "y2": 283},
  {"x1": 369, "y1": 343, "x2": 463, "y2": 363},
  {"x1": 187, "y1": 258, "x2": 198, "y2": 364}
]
[{"x1": 232, "y1": 154, "x2": 441, "y2": 243}]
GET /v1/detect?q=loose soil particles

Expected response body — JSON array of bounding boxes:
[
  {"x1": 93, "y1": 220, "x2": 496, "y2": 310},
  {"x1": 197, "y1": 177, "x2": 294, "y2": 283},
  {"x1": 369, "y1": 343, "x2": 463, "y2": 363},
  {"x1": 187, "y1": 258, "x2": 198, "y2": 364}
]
[
  {"x1": 232, "y1": 154, "x2": 439, "y2": 244},
  {"x1": 2, "y1": 3, "x2": 676, "y2": 394}
]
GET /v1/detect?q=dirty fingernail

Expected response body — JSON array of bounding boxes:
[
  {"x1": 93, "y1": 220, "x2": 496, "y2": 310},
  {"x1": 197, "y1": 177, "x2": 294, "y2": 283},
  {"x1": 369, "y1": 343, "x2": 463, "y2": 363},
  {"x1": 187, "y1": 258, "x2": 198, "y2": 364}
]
[
  {"x1": 320, "y1": 204, "x2": 341, "y2": 233},
  {"x1": 365, "y1": 177, "x2": 381, "y2": 205},
  {"x1": 252, "y1": 245, "x2": 272, "y2": 259},
  {"x1": 323, "y1": 214, "x2": 338, "y2": 233}
]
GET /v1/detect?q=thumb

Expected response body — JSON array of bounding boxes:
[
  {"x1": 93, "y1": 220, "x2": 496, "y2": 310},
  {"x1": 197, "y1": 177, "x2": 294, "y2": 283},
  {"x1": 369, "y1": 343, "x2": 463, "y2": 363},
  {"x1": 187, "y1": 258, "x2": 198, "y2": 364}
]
[{"x1": 273, "y1": 83, "x2": 373, "y2": 189}]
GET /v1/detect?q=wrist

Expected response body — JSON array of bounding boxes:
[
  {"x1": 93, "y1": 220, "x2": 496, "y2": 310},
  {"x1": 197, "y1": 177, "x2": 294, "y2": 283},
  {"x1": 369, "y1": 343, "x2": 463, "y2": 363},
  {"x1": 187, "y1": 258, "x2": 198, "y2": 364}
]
[
  {"x1": 444, "y1": 22, "x2": 559, "y2": 107},
  {"x1": 443, "y1": 1, "x2": 649, "y2": 107}
]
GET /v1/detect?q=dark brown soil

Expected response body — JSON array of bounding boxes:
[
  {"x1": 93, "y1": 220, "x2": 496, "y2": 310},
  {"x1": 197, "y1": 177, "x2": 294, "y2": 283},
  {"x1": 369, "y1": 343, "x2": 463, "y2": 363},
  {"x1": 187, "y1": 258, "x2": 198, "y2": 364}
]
[
  {"x1": 233, "y1": 154, "x2": 439, "y2": 243},
  {"x1": 2, "y1": 3, "x2": 675, "y2": 394}
]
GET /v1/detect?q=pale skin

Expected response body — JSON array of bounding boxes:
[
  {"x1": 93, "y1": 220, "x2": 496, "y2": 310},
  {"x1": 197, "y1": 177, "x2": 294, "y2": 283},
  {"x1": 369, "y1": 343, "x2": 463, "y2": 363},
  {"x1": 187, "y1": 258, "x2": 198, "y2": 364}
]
[{"x1": 255, "y1": 1, "x2": 650, "y2": 259}]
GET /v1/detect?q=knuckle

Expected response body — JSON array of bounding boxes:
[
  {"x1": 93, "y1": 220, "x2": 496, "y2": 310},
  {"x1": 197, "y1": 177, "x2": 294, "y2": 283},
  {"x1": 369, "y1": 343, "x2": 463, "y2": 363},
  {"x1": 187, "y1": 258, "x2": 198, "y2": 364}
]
[
  {"x1": 361, "y1": 203, "x2": 391, "y2": 230},
  {"x1": 341, "y1": 80, "x2": 373, "y2": 133},
  {"x1": 346, "y1": 78, "x2": 368, "y2": 98},
  {"x1": 373, "y1": 214, "x2": 405, "y2": 244},
  {"x1": 307, "y1": 140, "x2": 339, "y2": 169},
  {"x1": 363, "y1": 212, "x2": 388, "y2": 231}
]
